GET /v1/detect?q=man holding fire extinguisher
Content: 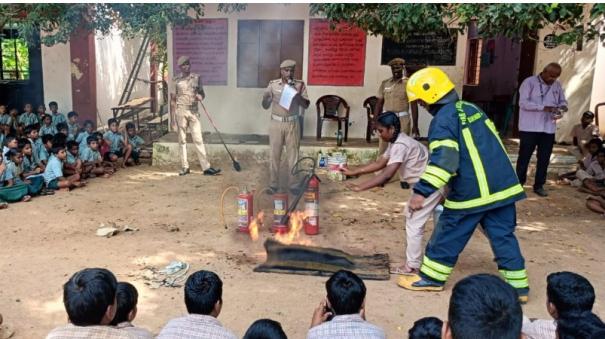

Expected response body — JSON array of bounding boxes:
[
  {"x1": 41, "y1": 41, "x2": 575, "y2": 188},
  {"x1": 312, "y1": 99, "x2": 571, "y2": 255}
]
[{"x1": 261, "y1": 59, "x2": 310, "y2": 195}]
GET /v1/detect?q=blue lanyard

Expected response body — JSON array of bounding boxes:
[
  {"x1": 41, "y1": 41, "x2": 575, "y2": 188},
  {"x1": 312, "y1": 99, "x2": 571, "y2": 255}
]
[{"x1": 537, "y1": 75, "x2": 554, "y2": 104}]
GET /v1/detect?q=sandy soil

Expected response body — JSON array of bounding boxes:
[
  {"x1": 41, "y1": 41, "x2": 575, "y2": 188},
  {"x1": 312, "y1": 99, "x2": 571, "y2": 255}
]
[{"x1": 1, "y1": 158, "x2": 604, "y2": 338}]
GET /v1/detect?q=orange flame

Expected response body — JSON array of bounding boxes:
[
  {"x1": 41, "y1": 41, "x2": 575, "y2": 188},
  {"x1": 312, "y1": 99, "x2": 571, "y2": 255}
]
[
  {"x1": 274, "y1": 211, "x2": 312, "y2": 245},
  {"x1": 249, "y1": 211, "x2": 264, "y2": 241}
]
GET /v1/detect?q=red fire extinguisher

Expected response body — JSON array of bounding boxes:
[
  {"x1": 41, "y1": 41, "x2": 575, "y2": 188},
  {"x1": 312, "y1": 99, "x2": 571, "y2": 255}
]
[
  {"x1": 237, "y1": 187, "x2": 254, "y2": 233},
  {"x1": 272, "y1": 193, "x2": 289, "y2": 234},
  {"x1": 304, "y1": 175, "x2": 320, "y2": 235}
]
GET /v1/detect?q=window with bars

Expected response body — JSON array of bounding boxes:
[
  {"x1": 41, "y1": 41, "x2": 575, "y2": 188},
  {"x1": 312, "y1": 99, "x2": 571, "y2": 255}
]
[
  {"x1": 0, "y1": 28, "x2": 30, "y2": 80},
  {"x1": 465, "y1": 38, "x2": 482, "y2": 86},
  {"x1": 237, "y1": 20, "x2": 304, "y2": 88}
]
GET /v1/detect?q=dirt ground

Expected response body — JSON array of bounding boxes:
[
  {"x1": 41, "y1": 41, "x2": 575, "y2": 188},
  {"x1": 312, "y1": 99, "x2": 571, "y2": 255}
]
[{"x1": 1, "y1": 158, "x2": 604, "y2": 338}]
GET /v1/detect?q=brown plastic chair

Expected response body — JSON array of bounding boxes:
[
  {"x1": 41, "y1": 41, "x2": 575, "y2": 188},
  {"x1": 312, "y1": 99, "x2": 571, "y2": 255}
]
[
  {"x1": 316, "y1": 95, "x2": 350, "y2": 141},
  {"x1": 364, "y1": 96, "x2": 378, "y2": 143}
]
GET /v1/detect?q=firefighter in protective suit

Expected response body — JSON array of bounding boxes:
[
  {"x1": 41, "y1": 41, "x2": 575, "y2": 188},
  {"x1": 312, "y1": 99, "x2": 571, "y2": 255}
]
[{"x1": 397, "y1": 67, "x2": 529, "y2": 302}]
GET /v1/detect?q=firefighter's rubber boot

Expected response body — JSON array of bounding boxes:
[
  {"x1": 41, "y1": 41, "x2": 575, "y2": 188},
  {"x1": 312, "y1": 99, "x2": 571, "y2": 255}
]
[
  {"x1": 397, "y1": 274, "x2": 444, "y2": 292},
  {"x1": 518, "y1": 289, "x2": 529, "y2": 304}
]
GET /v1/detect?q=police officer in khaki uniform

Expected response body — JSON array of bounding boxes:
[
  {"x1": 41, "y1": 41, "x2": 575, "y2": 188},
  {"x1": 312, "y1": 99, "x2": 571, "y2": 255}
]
[
  {"x1": 374, "y1": 58, "x2": 419, "y2": 155},
  {"x1": 261, "y1": 59, "x2": 310, "y2": 194},
  {"x1": 171, "y1": 55, "x2": 220, "y2": 176}
]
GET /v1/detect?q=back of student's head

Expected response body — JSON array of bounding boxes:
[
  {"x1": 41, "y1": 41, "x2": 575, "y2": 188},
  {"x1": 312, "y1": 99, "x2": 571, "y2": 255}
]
[
  {"x1": 447, "y1": 274, "x2": 522, "y2": 339},
  {"x1": 409, "y1": 317, "x2": 443, "y2": 339},
  {"x1": 42, "y1": 134, "x2": 54, "y2": 145},
  {"x1": 110, "y1": 282, "x2": 139, "y2": 326},
  {"x1": 547, "y1": 271, "x2": 595, "y2": 316},
  {"x1": 557, "y1": 312, "x2": 605, "y2": 339},
  {"x1": 184, "y1": 270, "x2": 223, "y2": 315},
  {"x1": 325, "y1": 270, "x2": 366, "y2": 315},
  {"x1": 52, "y1": 134, "x2": 66, "y2": 148},
  {"x1": 63, "y1": 268, "x2": 118, "y2": 326},
  {"x1": 243, "y1": 319, "x2": 288, "y2": 339}
]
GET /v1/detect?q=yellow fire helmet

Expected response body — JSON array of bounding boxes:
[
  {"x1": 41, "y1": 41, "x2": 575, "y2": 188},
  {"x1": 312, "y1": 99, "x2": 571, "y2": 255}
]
[{"x1": 406, "y1": 67, "x2": 455, "y2": 105}]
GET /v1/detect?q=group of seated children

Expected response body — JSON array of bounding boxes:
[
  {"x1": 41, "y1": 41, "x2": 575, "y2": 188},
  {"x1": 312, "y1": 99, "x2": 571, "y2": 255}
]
[
  {"x1": 0, "y1": 101, "x2": 145, "y2": 208},
  {"x1": 560, "y1": 111, "x2": 605, "y2": 216},
  {"x1": 17, "y1": 266, "x2": 599, "y2": 339}
]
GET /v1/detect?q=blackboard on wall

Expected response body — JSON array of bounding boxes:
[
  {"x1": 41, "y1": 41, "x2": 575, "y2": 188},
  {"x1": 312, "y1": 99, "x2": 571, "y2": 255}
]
[{"x1": 381, "y1": 30, "x2": 457, "y2": 66}]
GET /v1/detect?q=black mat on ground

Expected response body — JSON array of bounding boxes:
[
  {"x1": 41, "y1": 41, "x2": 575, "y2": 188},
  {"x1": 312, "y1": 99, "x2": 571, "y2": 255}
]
[{"x1": 254, "y1": 239, "x2": 390, "y2": 280}]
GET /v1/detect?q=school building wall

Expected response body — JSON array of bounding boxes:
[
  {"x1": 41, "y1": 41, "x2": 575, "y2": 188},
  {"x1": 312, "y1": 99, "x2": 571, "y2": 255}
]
[
  {"x1": 41, "y1": 29, "x2": 150, "y2": 127},
  {"x1": 167, "y1": 3, "x2": 468, "y2": 139},
  {"x1": 589, "y1": 34, "x2": 605, "y2": 136}
]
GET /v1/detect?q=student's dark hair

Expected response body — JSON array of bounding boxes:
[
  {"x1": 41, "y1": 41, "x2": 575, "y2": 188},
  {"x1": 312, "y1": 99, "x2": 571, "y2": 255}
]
[
  {"x1": 24, "y1": 125, "x2": 38, "y2": 135},
  {"x1": 51, "y1": 145, "x2": 65, "y2": 154},
  {"x1": 184, "y1": 270, "x2": 223, "y2": 315},
  {"x1": 547, "y1": 272, "x2": 605, "y2": 339},
  {"x1": 582, "y1": 111, "x2": 595, "y2": 119},
  {"x1": 107, "y1": 118, "x2": 118, "y2": 127},
  {"x1": 125, "y1": 122, "x2": 135, "y2": 130},
  {"x1": 4, "y1": 134, "x2": 17, "y2": 146},
  {"x1": 408, "y1": 317, "x2": 443, "y2": 339},
  {"x1": 42, "y1": 113, "x2": 52, "y2": 122},
  {"x1": 243, "y1": 319, "x2": 288, "y2": 339},
  {"x1": 67, "y1": 111, "x2": 78, "y2": 119},
  {"x1": 589, "y1": 330, "x2": 605, "y2": 339},
  {"x1": 86, "y1": 135, "x2": 97, "y2": 145},
  {"x1": 49, "y1": 101, "x2": 58, "y2": 108},
  {"x1": 56, "y1": 122, "x2": 68, "y2": 131},
  {"x1": 66, "y1": 140, "x2": 79, "y2": 150},
  {"x1": 597, "y1": 148, "x2": 605, "y2": 157},
  {"x1": 325, "y1": 270, "x2": 366, "y2": 315},
  {"x1": 448, "y1": 274, "x2": 522, "y2": 339},
  {"x1": 376, "y1": 111, "x2": 401, "y2": 143},
  {"x1": 110, "y1": 282, "x2": 139, "y2": 326},
  {"x1": 42, "y1": 134, "x2": 54, "y2": 144},
  {"x1": 17, "y1": 138, "x2": 31, "y2": 151},
  {"x1": 4, "y1": 148, "x2": 19, "y2": 160},
  {"x1": 83, "y1": 119, "x2": 94, "y2": 127},
  {"x1": 52, "y1": 134, "x2": 67, "y2": 149},
  {"x1": 587, "y1": 138, "x2": 603, "y2": 148},
  {"x1": 63, "y1": 268, "x2": 118, "y2": 326}
]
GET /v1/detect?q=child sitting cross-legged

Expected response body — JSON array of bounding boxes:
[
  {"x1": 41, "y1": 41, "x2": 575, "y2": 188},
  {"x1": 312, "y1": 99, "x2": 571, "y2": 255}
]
[
  {"x1": 109, "y1": 282, "x2": 154, "y2": 338},
  {"x1": 0, "y1": 153, "x2": 31, "y2": 205},
  {"x1": 577, "y1": 148, "x2": 605, "y2": 196},
  {"x1": 39, "y1": 114, "x2": 57, "y2": 137},
  {"x1": 76, "y1": 120, "x2": 94, "y2": 150},
  {"x1": 126, "y1": 122, "x2": 144, "y2": 166},
  {"x1": 104, "y1": 118, "x2": 132, "y2": 168},
  {"x1": 18, "y1": 138, "x2": 52, "y2": 195},
  {"x1": 80, "y1": 135, "x2": 113, "y2": 178},
  {"x1": 4, "y1": 148, "x2": 44, "y2": 197},
  {"x1": 63, "y1": 140, "x2": 83, "y2": 177},
  {"x1": 43, "y1": 143, "x2": 85, "y2": 191}
]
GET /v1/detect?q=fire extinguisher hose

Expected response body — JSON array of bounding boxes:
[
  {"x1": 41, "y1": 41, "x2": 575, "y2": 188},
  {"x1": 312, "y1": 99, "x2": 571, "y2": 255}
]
[{"x1": 219, "y1": 186, "x2": 240, "y2": 228}]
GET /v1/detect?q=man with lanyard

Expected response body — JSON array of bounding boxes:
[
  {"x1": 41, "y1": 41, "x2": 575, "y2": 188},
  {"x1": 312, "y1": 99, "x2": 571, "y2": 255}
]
[
  {"x1": 374, "y1": 58, "x2": 419, "y2": 156},
  {"x1": 171, "y1": 55, "x2": 221, "y2": 177},
  {"x1": 516, "y1": 63, "x2": 567, "y2": 197},
  {"x1": 261, "y1": 60, "x2": 310, "y2": 195},
  {"x1": 397, "y1": 67, "x2": 530, "y2": 303}
]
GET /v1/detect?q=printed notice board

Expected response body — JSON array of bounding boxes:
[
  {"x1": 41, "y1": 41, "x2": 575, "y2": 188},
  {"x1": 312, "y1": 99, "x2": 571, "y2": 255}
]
[{"x1": 381, "y1": 30, "x2": 457, "y2": 66}]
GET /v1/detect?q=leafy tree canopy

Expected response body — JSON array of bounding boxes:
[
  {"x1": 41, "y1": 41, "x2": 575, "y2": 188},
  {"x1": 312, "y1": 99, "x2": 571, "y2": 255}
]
[{"x1": 310, "y1": 3, "x2": 605, "y2": 45}]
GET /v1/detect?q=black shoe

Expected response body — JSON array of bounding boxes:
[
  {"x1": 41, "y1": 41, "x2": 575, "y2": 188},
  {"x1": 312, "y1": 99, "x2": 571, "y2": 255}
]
[
  {"x1": 533, "y1": 187, "x2": 548, "y2": 197},
  {"x1": 178, "y1": 168, "x2": 190, "y2": 176},
  {"x1": 203, "y1": 167, "x2": 221, "y2": 176}
]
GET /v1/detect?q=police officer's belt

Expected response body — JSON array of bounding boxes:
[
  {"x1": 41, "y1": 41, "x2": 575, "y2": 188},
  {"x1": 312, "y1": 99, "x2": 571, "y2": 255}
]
[
  {"x1": 395, "y1": 111, "x2": 409, "y2": 117},
  {"x1": 176, "y1": 104, "x2": 198, "y2": 111},
  {"x1": 271, "y1": 114, "x2": 299, "y2": 122}
]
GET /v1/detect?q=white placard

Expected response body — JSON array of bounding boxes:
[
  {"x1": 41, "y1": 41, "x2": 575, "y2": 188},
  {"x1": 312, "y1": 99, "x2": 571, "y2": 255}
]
[{"x1": 279, "y1": 85, "x2": 297, "y2": 111}]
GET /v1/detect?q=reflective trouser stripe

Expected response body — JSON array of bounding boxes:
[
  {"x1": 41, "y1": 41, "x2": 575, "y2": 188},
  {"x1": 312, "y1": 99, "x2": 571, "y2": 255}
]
[
  {"x1": 420, "y1": 265, "x2": 449, "y2": 282},
  {"x1": 421, "y1": 256, "x2": 453, "y2": 281},
  {"x1": 423, "y1": 256, "x2": 453, "y2": 274},
  {"x1": 444, "y1": 183, "x2": 524, "y2": 209},
  {"x1": 429, "y1": 139, "x2": 459, "y2": 152},
  {"x1": 499, "y1": 269, "x2": 529, "y2": 289}
]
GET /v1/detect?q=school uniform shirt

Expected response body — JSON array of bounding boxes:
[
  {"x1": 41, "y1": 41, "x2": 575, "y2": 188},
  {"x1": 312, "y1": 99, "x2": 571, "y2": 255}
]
[
  {"x1": 76, "y1": 131, "x2": 91, "y2": 150},
  {"x1": 39, "y1": 146, "x2": 50, "y2": 164},
  {"x1": 306, "y1": 314, "x2": 386, "y2": 339},
  {"x1": 585, "y1": 161, "x2": 605, "y2": 180},
  {"x1": 79, "y1": 146, "x2": 101, "y2": 163},
  {"x1": 40, "y1": 124, "x2": 58, "y2": 137},
  {"x1": 43, "y1": 154, "x2": 63, "y2": 184},
  {"x1": 156, "y1": 314, "x2": 237, "y2": 339},
  {"x1": 382, "y1": 133, "x2": 429, "y2": 184},
  {"x1": 583, "y1": 154, "x2": 597, "y2": 169},
  {"x1": 0, "y1": 114, "x2": 12, "y2": 125},
  {"x1": 67, "y1": 122, "x2": 79, "y2": 141},
  {"x1": 22, "y1": 155, "x2": 36, "y2": 173},
  {"x1": 66, "y1": 152, "x2": 78, "y2": 165},
  {"x1": 2, "y1": 146, "x2": 9, "y2": 162},
  {"x1": 46, "y1": 324, "x2": 139, "y2": 339},
  {"x1": 115, "y1": 322, "x2": 154, "y2": 339},
  {"x1": 522, "y1": 316, "x2": 556, "y2": 339},
  {"x1": 104, "y1": 131, "x2": 124, "y2": 153},
  {"x1": 18, "y1": 112, "x2": 39, "y2": 127},
  {"x1": 0, "y1": 134, "x2": 4, "y2": 149},
  {"x1": 5, "y1": 160, "x2": 22, "y2": 179},
  {"x1": 0, "y1": 162, "x2": 14, "y2": 185},
  {"x1": 128, "y1": 134, "x2": 145, "y2": 152},
  {"x1": 51, "y1": 112, "x2": 67, "y2": 127}
]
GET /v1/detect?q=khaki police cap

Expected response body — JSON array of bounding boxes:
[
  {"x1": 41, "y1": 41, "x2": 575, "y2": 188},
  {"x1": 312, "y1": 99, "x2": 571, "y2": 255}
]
[
  {"x1": 280, "y1": 59, "x2": 296, "y2": 68},
  {"x1": 177, "y1": 55, "x2": 190, "y2": 66},
  {"x1": 388, "y1": 58, "x2": 406, "y2": 67}
]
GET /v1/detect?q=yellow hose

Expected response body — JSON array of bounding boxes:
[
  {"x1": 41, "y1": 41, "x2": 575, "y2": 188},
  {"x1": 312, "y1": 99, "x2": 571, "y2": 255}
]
[{"x1": 220, "y1": 186, "x2": 240, "y2": 228}]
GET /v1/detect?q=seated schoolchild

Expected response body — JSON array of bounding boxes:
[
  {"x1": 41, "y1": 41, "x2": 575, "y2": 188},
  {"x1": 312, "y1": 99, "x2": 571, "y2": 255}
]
[
  {"x1": 126, "y1": 122, "x2": 144, "y2": 165},
  {"x1": 103, "y1": 118, "x2": 132, "y2": 168},
  {"x1": 4, "y1": 148, "x2": 43, "y2": 197},
  {"x1": 0, "y1": 153, "x2": 31, "y2": 204},
  {"x1": 64, "y1": 140, "x2": 83, "y2": 177},
  {"x1": 110, "y1": 282, "x2": 154, "y2": 338},
  {"x1": 80, "y1": 135, "x2": 113, "y2": 178},
  {"x1": 577, "y1": 149, "x2": 605, "y2": 195},
  {"x1": 40, "y1": 113, "x2": 57, "y2": 137},
  {"x1": 76, "y1": 120, "x2": 94, "y2": 150},
  {"x1": 243, "y1": 319, "x2": 287, "y2": 339},
  {"x1": 43, "y1": 144, "x2": 84, "y2": 191},
  {"x1": 408, "y1": 317, "x2": 443, "y2": 339},
  {"x1": 18, "y1": 138, "x2": 51, "y2": 195}
]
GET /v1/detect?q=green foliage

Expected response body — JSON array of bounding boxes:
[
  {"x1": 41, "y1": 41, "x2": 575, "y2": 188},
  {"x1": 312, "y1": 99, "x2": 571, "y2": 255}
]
[
  {"x1": 311, "y1": 3, "x2": 605, "y2": 45},
  {"x1": 1, "y1": 37, "x2": 29, "y2": 79}
]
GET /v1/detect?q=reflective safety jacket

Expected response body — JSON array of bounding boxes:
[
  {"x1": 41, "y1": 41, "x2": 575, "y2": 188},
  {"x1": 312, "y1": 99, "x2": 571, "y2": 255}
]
[{"x1": 414, "y1": 100, "x2": 526, "y2": 213}]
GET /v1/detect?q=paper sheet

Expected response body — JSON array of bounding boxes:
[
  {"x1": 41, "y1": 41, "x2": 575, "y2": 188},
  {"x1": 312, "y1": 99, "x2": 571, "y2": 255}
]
[{"x1": 279, "y1": 85, "x2": 297, "y2": 110}]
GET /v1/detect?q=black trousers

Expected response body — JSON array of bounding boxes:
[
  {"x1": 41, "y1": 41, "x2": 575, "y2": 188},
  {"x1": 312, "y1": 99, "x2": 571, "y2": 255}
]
[{"x1": 515, "y1": 131, "x2": 555, "y2": 189}]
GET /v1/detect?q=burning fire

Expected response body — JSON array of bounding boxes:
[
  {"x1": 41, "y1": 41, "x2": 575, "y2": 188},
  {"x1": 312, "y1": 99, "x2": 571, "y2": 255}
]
[
  {"x1": 249, "y1": 211, "x2": 264, "y2": 241},
  {"x1": 248, "y1": 210, "x2": 312, "y2": 245}
]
